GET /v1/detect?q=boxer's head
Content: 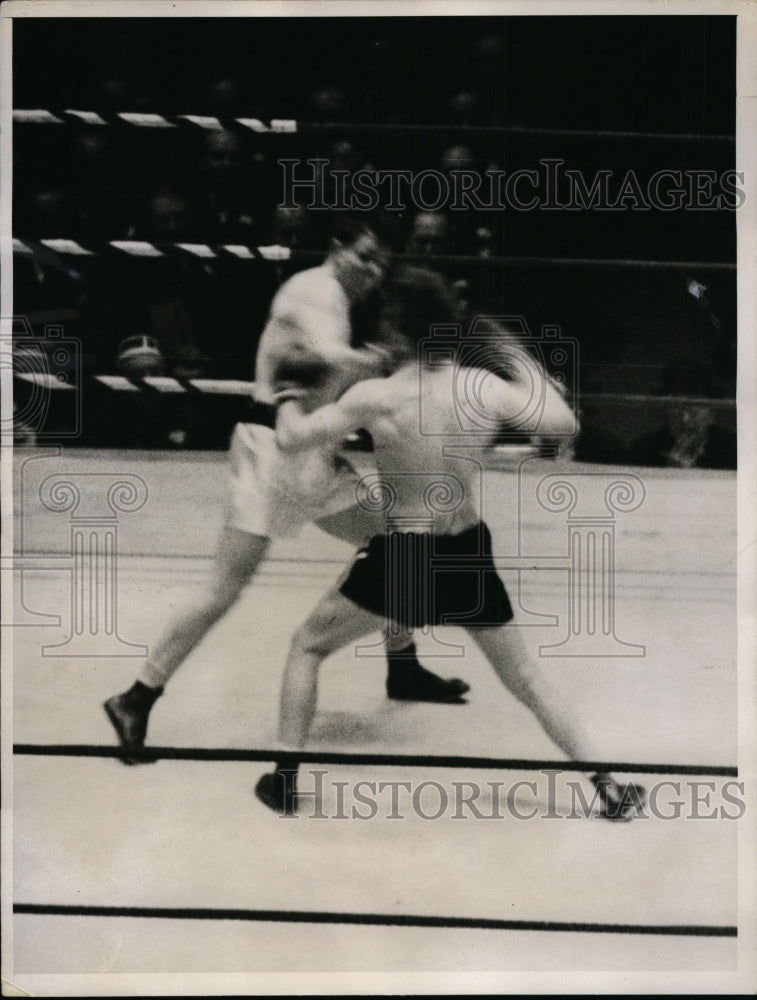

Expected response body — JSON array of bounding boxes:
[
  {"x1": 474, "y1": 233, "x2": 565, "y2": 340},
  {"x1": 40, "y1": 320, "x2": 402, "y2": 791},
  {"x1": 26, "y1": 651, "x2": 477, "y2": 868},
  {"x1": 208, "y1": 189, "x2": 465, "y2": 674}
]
[
  {"x1": 382, "y1": 266, "x2": 462, "y2": 360},
  {"x1": 328, "y1": 212, "x2": 395, "y2": 302}
]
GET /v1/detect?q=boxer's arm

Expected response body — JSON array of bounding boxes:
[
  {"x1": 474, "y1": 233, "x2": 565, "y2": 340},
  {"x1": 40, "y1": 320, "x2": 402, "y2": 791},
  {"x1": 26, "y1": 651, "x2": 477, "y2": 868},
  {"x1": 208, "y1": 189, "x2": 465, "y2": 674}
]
[
  {"x1": 479, "y1": 370, "x2": 578, "y2": 437},
  {"x1": 308, "y1": 339, "x2": 390, "y2": 381},
  {"x1": 257, "y1": 310, "x2": 390, "y2": 402},
  {"x1": 275, "y1": 379, "x2": 387, "y2": 451}
]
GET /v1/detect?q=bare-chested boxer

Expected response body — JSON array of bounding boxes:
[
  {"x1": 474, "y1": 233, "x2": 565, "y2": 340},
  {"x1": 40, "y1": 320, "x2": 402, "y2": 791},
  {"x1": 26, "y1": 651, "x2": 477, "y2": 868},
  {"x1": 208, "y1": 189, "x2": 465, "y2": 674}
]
[
  {"x1": 256, "y1": 268, "x2": 646, "y2": 821},
  {"x1": 104, "y1": 215, "x2": 469, "y2": 763}
]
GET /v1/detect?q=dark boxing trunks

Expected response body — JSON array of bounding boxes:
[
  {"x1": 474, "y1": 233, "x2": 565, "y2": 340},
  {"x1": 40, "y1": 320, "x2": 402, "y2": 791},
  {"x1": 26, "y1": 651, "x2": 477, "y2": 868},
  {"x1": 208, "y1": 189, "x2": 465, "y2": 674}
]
[{"x1": 339, "y1": 521, "x2": 513, "y2": 629}]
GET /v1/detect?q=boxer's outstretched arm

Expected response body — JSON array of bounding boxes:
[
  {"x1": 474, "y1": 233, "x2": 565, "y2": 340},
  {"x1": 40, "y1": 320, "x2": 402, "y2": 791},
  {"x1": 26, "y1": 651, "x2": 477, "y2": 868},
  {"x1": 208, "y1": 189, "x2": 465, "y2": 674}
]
[
  {"x1": 479, "y1": 370, "x2": 578, "y2": 437},
  {"x1": 255, "y1": 297, "x2": 390, "y2": 402},
  {"x1": 276, "y1": 379, "x2": 387, "y2": 451}
]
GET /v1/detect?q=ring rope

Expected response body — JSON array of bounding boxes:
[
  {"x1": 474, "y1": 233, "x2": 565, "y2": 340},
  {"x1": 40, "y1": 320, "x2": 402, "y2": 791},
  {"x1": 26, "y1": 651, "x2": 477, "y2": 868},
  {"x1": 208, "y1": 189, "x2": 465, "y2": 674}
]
[
  {"x1": 13, "y1": 237, "x2": 291, "y2": 262},
  {"x1": 9, "y1": 372, "x2": 738, "y2": 413},
  {"x1": 12, "y1": 744, "x2": 738, "y2": 776},
  {"x1": 12, "y1": 239, "x2": 736, "y2": 272},
  {"x1": 12, "y1": 109, "x2": 736, "y2": 143},
  {"x1": 578, "y1": 394, "x2": 735, "y2": 410},
  {"x1": 11, "y1": 903, "x2": 737, "y2": 937}
]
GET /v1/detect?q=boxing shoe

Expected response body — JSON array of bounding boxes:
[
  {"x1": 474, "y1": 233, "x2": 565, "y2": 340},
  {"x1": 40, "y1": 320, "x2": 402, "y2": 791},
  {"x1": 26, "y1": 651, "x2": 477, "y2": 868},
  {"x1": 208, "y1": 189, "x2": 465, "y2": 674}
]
[
  {"x1": 255, "y1": 769, "x2": 298, "y2": 815},
  {"x1": 590, "y1": 773, "x2": 647, "y2": 822},
  {"x1": 387, "y1": 659, "x2": 470, "y2": 704},
  {"x1": 103, "y1": 681, "x2": 162, "y2": 766}
]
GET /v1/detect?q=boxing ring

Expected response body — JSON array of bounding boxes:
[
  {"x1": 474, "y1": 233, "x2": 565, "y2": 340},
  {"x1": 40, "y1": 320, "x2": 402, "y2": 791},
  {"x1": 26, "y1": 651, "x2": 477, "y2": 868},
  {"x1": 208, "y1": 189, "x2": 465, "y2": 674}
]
[
  {"x1": 5, "y1": 103, "x2": 744, "y2": 985},
  {"x1": 8, "y1": 447, "x2": 738, "y2": 976}
]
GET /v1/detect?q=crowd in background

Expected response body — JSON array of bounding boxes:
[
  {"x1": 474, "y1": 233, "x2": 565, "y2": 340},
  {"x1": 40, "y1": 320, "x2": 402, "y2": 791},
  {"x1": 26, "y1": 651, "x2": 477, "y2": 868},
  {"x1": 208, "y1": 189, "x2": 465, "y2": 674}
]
[{"x1": 11, "y1": 18, "x2": 737, "y2": 465}]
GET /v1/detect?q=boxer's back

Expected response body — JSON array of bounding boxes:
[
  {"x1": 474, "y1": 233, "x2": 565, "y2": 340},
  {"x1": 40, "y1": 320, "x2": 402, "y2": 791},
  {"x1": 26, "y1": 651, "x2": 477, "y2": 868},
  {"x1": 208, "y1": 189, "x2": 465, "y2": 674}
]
[{"x1": 360, "y1": 363, "x2": 485, "y2": 533}]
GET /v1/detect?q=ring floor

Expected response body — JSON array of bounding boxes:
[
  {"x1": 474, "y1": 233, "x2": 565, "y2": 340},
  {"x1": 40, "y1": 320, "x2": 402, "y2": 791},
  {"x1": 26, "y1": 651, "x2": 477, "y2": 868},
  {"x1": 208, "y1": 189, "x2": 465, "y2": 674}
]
[{"x1": 8, "y1": 449, "x2": 738, "y2": 977}]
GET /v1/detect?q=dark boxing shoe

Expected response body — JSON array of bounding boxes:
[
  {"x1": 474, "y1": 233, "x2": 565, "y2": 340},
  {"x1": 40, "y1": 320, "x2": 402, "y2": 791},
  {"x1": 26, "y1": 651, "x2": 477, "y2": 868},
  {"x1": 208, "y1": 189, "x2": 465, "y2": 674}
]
[
  {"x1": 103, "y1": 681, "x2": 162, "y2": 766},
  {"x1": 255, "y1": 770, "x2": 298, "y2": 815},
  {"x1": 387, "y1": 661, "x2": 470, "y2": 704},
  {"x1": 590, "y1": 773, "x2": 647, "y2": 822}
]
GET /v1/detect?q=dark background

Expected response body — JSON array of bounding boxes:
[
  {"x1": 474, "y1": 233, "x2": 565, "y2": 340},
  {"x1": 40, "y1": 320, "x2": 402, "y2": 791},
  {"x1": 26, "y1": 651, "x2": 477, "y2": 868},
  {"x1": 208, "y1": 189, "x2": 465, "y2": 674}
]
[{"x1": 12, "y1": 15, "x2": 737, "y2": 464}]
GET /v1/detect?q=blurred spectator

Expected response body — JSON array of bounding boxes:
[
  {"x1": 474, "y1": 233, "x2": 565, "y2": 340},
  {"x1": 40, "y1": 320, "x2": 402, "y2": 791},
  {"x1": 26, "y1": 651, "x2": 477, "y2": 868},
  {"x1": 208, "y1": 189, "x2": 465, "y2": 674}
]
[
  {"x1": 450, "y1": 277, "x2": 472, "y2": 317},
  {"x1": 91, "y1": 332, "x2": 165, "y2": 448},
  {"x1": 71, "y1": 130, "x2": 112, "y2": 177},
  {"x1": 661, "y1": 276, "x2": 736, "y2": 399},
  {"x1": 262, "y1": 203, "x2": 320, "y2": 286},
  {"x1": 328, "y1": 139, "x2": 364, "y2": 175},
  {"x1": 97, "y1": 75, "x2": 144, "y2": 112},
  {"x1": 446, "y1": 33, "x2": 505, "y2": 131},
  {"x1": 627, "y1": 403, "x2": 736, "y2": 470},
  {"x1": 471, "y1": 223, "x2": 495, "y2": 259},
  {"x1": 470, "y1": 32, "x2": 503, "y2": 65},
  {"x1": 99, "y1": 76, "x2": 131, "y2": 109},
  {"x1": 145, "y1": 296, "x2": 210, "y2": 380},
  {"x1": 464, "y1": 32, "x2": 505, "y2": 98},
  {"x1": 203, "y1": 130, "x2": 244, "y2": 189},
  {"x1": 115, "y1": 185, "x2": 211, "y2": 382},
  {"x1": 192, "y1": 130, "x2": 261, "y2": 241},
  {"x1": 28, "y1": 186, "x2": 78, "y2": 237},
  {"x1": 69, "y1": 129, "x2": 132, "y2": 236},
  {"x1": 301, "y1": 140, "x2": 369, "y2": 245},
  {"x1": 438, "y1": 143, "x2": 478, "y2": 174},
  {"x1": 11, "y1": 18, "x2": 735, "y2": 455},
  {"x1": 324, "y1": 139, "x2": 365, "y2": 201},
  {"x1": 208, "y1": 76, "x2": 245, "y2": 117},
  {"x1": 403, "y1": 211, "x2": 481, "y2": 321},
  {"x1": 406, "y1": 211, "x2": 450, "y2": 256},
  {"x1": 114, "y1": 333, "x2": 209, "y2": 449},
  {"x1": 269, "y1": 203, "x2": 311, "y2": 248},
  {"x1": 193, "y1": 129, "x2": 276, "y2": 239},
  {"x1": 141, "y1": 185, "x2": 194, "y2": 241},
  {"x1": 105, "y1": 182, "x2": 267, "y2": 383},
  {"x1": 307, "y1": 86, "x2": 349, "y2": 123},
  {"x1": 101, "y1": 28, "x2": 146, "y2": 104},
  {"x1": 435, "y1": 145, "x2": 493, "y2": 257},
  {"x1": 446, "y1": 90, "x2": 482, "y2": 126},
  {"x1": 116, "y1": 334, "x2": 164, "y2": 377}
]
